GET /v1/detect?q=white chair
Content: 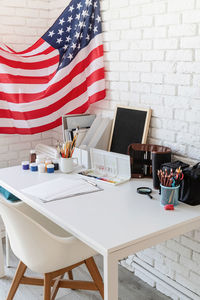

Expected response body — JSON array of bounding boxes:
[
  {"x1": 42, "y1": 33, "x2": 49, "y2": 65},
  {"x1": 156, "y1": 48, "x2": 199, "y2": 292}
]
[{"x1": 0, "y1": 197, "x2": 104, "y2": 300}]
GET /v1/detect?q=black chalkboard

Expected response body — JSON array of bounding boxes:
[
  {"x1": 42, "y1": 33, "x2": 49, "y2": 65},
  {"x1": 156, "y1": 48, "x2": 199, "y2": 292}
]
[{"x1": 109, "y1": 106, "x2": 151, "y2": 154}]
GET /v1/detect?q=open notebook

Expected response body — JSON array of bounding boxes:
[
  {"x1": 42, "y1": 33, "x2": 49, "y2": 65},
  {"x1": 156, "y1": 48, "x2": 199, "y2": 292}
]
[{"x1": 21, "y1": 178, "x2": 102, "y2": 203}]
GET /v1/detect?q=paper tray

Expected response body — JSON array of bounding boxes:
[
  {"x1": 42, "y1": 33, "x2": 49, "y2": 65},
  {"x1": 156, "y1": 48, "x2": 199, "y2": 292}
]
[{"x1": 79, "y1": 148, "x2": 131, "y2": 185}]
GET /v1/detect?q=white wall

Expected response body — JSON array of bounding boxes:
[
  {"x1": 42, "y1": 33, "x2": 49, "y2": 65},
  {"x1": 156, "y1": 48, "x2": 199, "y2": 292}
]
[{"x1": 1, "y1": 0, "x2": 200, "y2": 299}]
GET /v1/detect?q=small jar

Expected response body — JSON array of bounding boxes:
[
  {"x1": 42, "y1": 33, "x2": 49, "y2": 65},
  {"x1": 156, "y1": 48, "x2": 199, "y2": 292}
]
[
  {"x1": 22, "y1": 161, "x2": 29, "y2": 170},
  {"x1": 38, "y1": 163, "x2": 45, "y2": 173},
  {"x1": 30, "y1": 163, "x2": 38, "y2": 172},
  {"x1": 30, "y1": 150, "x2": 36, "y2": 163},
  {"x1": 47, "y1": 164, "x2": 54, "y2": 173}
]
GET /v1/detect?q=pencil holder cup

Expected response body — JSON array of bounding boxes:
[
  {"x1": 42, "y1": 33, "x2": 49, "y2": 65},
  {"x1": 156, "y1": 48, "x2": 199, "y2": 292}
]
[
  {"x1": 60, "y1": 157, "x2": 78, "y2": 173},
  {"x1": 160, "y1": 185, "x2": 180, "y2": 206}
]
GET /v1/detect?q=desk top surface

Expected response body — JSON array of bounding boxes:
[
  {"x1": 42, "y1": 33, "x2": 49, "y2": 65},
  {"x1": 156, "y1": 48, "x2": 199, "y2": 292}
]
[{"x1": 0, "y1": 166, "x2": 200, "y2": 255}]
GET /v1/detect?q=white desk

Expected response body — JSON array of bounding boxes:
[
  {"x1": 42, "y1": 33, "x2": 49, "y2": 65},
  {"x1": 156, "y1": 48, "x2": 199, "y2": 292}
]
[{"x1": 1, "y1": 166, "x2": 200, "y2": 300}]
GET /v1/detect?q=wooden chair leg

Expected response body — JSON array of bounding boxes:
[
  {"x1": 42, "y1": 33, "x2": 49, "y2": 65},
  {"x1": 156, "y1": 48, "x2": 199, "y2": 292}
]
[
  {"x1": 6, "y1": 261, "x2": 27, "y2": 300},
  {"x1": 68, "y1": 270, "x2": 73, "y2": 280},
  {"x1": 85, "y1": 257, "x2": 104, "y2": 299},
  {"x1": 44, "y1": 273, "x2": 52, "y2": 300},
  {"x1": 51, "y1": 274, "x2": 64, "y2": 300}
]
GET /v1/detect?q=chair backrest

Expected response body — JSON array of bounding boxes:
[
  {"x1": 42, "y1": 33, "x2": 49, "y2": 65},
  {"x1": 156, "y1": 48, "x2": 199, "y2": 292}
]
[{"x1": 0, "y1": 196, "x2": 73, "y2": 273}]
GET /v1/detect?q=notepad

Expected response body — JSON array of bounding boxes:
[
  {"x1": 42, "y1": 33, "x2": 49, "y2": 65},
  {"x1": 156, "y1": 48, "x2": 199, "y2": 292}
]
[{"x1": 21, "y1": 178, "x2": 102, "y2": 202}]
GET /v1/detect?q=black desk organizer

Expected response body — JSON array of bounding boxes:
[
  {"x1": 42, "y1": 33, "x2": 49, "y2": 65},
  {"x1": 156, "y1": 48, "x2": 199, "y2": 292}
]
[{"x1": 127, "y1": 144, "x2": 171, "y2": 189}]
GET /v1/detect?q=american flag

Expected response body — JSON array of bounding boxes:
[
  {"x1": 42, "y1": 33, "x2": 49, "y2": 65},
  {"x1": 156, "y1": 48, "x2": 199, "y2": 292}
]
[{"x1": 0, "y1": 0, "x2": 105, "y2": 134}]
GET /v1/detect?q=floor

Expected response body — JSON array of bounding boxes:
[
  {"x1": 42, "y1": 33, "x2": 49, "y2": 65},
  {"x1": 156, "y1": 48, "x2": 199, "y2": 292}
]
[{"x1": 0, "y1": 243, "x2": 171, "y2": 300}]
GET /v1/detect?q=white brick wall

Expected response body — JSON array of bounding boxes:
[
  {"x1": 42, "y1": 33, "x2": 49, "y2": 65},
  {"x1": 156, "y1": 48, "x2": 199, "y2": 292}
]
[{"x1": 1, "y1": 0, "x2": 200, "y2": 299}]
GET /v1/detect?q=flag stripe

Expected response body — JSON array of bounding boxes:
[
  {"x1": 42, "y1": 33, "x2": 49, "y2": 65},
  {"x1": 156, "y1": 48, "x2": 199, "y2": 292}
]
[
  {"x1": 0, "y1": 53, "x2": 59, "y2": 70},
  {"x1": 0, "y1": 68, "x2": 104, "y2": 119},
  {"x1": 0, "y1": 56, "x2": 104, "y2": 107},
  {"x1": 0, "y1": 41, "x2": 103, "y2": 103},
  {"x1": 0, "y1": 81, "x2": 105, "y2": 134},
  {"x1": 0, "y1": 48, "x2": 58, "y2": 63}
]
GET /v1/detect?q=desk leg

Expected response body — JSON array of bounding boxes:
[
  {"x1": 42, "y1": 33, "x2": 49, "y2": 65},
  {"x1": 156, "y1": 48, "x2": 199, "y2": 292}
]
[
  {"x1": 104, "y1": 254, "x2": 118, "y2": 300},
  {"x1": 0, "y1": 237, "x2": 5, "y2": 278}
]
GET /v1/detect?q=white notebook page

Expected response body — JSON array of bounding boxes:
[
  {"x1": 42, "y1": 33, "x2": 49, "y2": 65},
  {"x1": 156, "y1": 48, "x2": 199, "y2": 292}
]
[{"x1": 21, "y1": 178, "x2": 101, "y2": 202}]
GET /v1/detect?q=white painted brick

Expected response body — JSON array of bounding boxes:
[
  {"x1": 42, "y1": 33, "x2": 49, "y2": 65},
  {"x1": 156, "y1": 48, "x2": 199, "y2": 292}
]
[
  {"x1": 110, "y1": 19, "x2": 130, "y2": 30},
  {"x1": 166, "y1": 240, "x2": 192, "y2": 258},
  {"x1": 156, "y1": 283, "x2": 179, "y2": 300},
  {"x1": 120, "y1": 6, "x2": 140, "y2": 18},
  {"x1": 3, "y1": 0, "x2": 26, "y2": 7},
  {"x1": 100, "y1": 0, "x2": 109, "y2": 11},
  {"x1": 190, "y1": 272, "x2": 200, "y2": 285},
  {"x1": 102, "y1": 11, "x2": 119, "y2": 21},
  {"x1": 110, "y1": 0, "x2": 128, "y2": 9},
  {"x1": 154, "y1": 261, "x2": 169, "y2": 276},
  {"x1": 142, "y1": 2, "x2": 166, "y2": 15},
  {"x1": 163, "y1": 96, "x2": 189, "y2": 110},
  {"x1": 0, "y1": 146, "x2": 9, "y2": 154},
  {"x1": 165, "y1": 257, "x2": 189, "y2": 277},
  {"x1": 192, "y1": 251, "x2": 200, "y2": 264},
  {"x1": 0, "y1": 16, "x2": 26, "y2": 25},
  {"x1": 110, "y1": 81, "x2": 129, "y2": 91},
  {"x1": 0, "y1": 25, "x2": 15, "y2": 34},
  {"x1": 103, "y1": 31, "x2": 120, "y2": 41},
  {"x1": 0, "y1": 7, "x2": 15, "y2": 15},
  {"x1": 134, "y1": 269, "x2": 156, "y2": 287},
  {"x1": 141, "y1": 73, "x2": 163, "y2": 84},
  {"x1": 131, "y1": 39, "x2": 152, "y2": 50},
  {"x1": 143, "y1": 27, "x2": 166, "y2": 39},
  {"x1": 143, "y1": 50, "x2": 164, "y2": 61},
  {"x1": 181, "y1": 236, "x2": 200, "y2": 253},
  {"x1": 194, "y1": 230, "x2": 200, "y2": 242},
  {"x1": 164, "y1": 74, "x2": 191, "y2": 85},
  {"x1": 151, "y1": 84, "x2": 176, "y2": 96},
  {"x1": 141, "y1": 94, "x2": 163, "y2": 105},
  {"x1": 27, "y1": 0, "x2": 49, "y2": 9},
  {"x1": 130, "y1": 82, "x2": 151, "y2": 94},
  {"x1": 152, "y1": 61, "x2": 176, "y2": 73},
  {"x1": 178, "y1": 86, "x2": 200, "y2": 99},
  {"x1": 169, "y1": 24, "x2": 197, "y2": 37},
  {"x1": 136, "y1": 252, "x2": 154, "y2": 266},
  {"x1": 151, "y1": 128, "x2": 176, "y2": 142},
  {"x1": 106, "y1": 71, "x2": 119, "y2": 81},
  {"x1": 154, "y1": 38, "x2": 178, "y2": 50},
  {"x1": 176, "y1": 274, "x2": 200, "y2": 295},
  {"x1": 180, "y1": 256, "x2": 200, "y2": 274},
  {"x1": 155, "y1": 13, "x2": 180, "y2": 26},
  {"x1": 15, "y1": 27, "x2": 38, "y2": 36},
  {"x1": 182, "y1": 10, "x2": 200, "y2": 24},
  {"x1": 129, "y1": 62, "x2": 151, "y2": 72},
  {"x1": 15, "y1": 8, "x2": 39, "y2": 18},
  {"x1": 168, "y1": 0, "x2": 195, "y2": 12},
  {"x1": 131, "y1": 16, "x2": 153, "y2": 28},
  {"x1": 26, "y1": 18, "x2": 48, "y2": 27},
  {"x1": 193, "y1": 75, "x2": 200, "y2": 86},
  {"x1": 181, "y1": 36, "x2": 200, "y2": 49},
  {"x1": 120, "y1": 50, "x2": 141, "y2": 62},
  {"x1": 110, "y1": 41, "x2": 129, "y2": 51},
  {"x1": 105, "y1": 51, "x2": 119, "y2": 61},
  {"x1": 166, "y1": 50, "x2": 193, "y2": 62},
  {"x1": 177, "y1": 62, "x2": 200, "y2": 74},
  {"x1": 121, "y1": 29, "x2": 142, "y2": 40},
  {"x1": 120, "y1": 72, "x2": 140, "y2": 82},
  {"x1": 107, "y1": 62, "x2": 129, "y2": 72}
]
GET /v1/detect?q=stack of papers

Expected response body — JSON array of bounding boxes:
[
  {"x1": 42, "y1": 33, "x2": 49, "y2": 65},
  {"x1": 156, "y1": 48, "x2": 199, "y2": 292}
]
[{"x1": 21, "y1": 178, "x2": 102, "y2": 203}]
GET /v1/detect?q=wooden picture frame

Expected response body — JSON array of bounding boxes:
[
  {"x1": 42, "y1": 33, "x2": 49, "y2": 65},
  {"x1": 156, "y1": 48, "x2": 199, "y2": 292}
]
[{"x1": 108, "y1": 105, "x2": 152, "y2": 155}]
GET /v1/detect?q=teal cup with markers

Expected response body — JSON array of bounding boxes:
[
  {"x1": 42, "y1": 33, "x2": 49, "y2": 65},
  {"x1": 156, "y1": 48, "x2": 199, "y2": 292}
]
[{"x1": 160, "y1": 185, "x2": 180, "y2": 206}]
